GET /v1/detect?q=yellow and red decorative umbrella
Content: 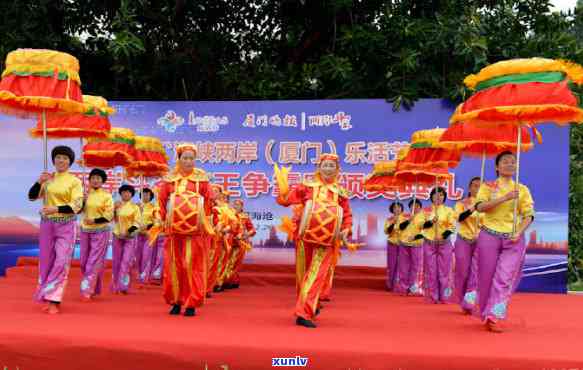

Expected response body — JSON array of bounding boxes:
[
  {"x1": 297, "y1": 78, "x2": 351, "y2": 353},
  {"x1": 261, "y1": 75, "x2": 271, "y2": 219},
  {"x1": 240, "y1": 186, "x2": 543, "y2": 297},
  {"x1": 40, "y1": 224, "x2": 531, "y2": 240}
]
[
  {"x1": 29, "y1": 95, "x2": 113, "y2": 139},
  {"x1": 395, "y1": 129, "x2": 460, "y2": 218},
  {"x1": 399, "y1": 128, "x2": 461, "y2": 171},
  {"x1": 440, "y1": 122, "x2": 536, "y2": 181},
  {"x1": 364, "y1": 160, "x2": 403, "y2": 192},
  {"x1": 82, "y1": 127, "x2": 136, "y2": 169},
  {"x1": 451, "y1": 58, "x2": 583, "y2": 127},
  {"x1": 440, "y1": 122, "x2": 534, "y2": 158},
  {"x1": 0, "y1": 49, "x2": 91, "y2": 169},
  {"x1": 450, "y1": 57, "x2": 583, "y2": 232},
  {"x1": 395, "y1": 128, "x2": 460, "y2": 185},
  {"x1": 126, "y1": 136, "x2": 169, "y2": 178}
]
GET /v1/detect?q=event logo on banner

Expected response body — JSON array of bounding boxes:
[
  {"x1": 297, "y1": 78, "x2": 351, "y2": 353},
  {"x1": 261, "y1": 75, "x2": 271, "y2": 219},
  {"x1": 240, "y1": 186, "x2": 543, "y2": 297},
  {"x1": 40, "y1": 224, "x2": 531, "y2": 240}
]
[{"x1": 0, "y1": 99, "x2": 569, "y2": 292}]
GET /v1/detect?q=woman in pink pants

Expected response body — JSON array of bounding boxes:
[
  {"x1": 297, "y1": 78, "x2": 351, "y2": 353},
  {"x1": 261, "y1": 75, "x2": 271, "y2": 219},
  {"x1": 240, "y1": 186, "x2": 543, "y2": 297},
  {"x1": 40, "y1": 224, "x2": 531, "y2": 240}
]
[{"x1": 476, "y1": 151, "x2": 534, "y2": 332}]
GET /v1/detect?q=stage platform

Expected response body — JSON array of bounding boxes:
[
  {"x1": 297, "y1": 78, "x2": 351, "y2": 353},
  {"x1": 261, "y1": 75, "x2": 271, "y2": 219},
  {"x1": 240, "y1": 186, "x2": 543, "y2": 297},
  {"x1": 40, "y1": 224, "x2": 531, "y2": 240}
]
[{"x1": 1, "y1": 257, "x2": 582, "y2": 370}]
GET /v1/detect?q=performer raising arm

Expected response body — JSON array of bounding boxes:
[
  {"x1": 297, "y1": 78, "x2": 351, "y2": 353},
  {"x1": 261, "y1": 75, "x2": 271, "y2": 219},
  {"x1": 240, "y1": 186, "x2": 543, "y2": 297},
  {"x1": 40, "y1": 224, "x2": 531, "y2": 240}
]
[{"x1": 275, "y1": 153, "x2": 353, "y2": 328}]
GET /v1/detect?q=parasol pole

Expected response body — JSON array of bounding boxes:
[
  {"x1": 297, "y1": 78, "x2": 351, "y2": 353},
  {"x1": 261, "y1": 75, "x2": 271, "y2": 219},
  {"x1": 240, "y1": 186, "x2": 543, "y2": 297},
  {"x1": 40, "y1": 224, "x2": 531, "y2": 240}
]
[
  {"x1": 480, "y1": 148, "x2": 486, "y2": 184},
  {"x1": 512, "y1": 124, "x2": 523, "y2": 235},
  {"x1": 411, "y1": 178, "x2": 418, "y2": 218},
  {"x1": 41, "y1": 110, "x2": 48, "y2": 171},
  {"x1": 477, "y1": 148, "x2": 486, "y2": 230},
  {"x1": 434, "y1": 175, "x2": 439, "y2": 242},
  {"x1": 80, "y1": 138, "x2": 86, "y2": 193}
]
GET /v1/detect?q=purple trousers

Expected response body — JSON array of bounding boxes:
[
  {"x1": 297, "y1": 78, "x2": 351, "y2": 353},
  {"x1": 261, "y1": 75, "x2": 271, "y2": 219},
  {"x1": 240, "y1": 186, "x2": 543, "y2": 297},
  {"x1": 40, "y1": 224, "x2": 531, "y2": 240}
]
[
  {"x1": 477, "y1": 230, "x2": 526, "y2": 322},
  {"x1": 136, "y1": 234, "x2": 165, "y2": 283},
  {"x1": 454, "y1": 238, "x2": 478, "y2": 312},
  {"x1": 79, "y1": 230, "x2": 111, "y2": 298},
  {"x1": 111, "y1": 236, "x2": 137, "y2": 293},
  {"x1": 423, "y1": 241, "x2": 454, "y2": 304},
  {"x1": 386, "y1": 242, "x2": 400, "y2": 291},
  {"x1": 35, "y1": 219, "x2": 76, "y2": 303},
  {"x1": 395, "y1": 246, "x2": 423, "y2": 295},
  {"x1": 150, "y1": 236, "x2": 165, "y2": 282}
]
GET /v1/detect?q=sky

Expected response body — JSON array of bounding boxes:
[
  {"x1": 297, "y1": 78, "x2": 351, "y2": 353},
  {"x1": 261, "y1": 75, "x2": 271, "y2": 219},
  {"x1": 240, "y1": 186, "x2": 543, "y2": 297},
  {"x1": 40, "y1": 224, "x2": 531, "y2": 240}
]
[{"x1": 550, "y1": 0, "x2": 577, "y2": 12}]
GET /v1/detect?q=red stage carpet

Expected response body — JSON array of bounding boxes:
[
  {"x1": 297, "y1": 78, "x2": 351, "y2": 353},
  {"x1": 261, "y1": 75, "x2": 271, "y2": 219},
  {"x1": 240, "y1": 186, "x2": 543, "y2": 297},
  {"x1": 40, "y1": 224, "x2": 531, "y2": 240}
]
[{"x1": 1, "y1": 257, "x2": 583, "y2": 370}]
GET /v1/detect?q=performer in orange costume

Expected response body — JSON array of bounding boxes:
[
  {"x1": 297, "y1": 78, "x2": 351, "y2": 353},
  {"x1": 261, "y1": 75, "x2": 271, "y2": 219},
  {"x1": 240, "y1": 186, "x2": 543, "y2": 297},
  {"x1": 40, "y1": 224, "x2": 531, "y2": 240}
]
[
  {"x1": 224, "y1": 199, "x2": 256, "y2": 289},
  {"x1": 155, "y1": 143, "x2": 214, "y2": 317},
  {"x1": 276, "y1": 153, "x2": 353, "y2": 328},
  {"x1": 205, "y1": 184, "x2": 223, "y2": 297},
  {"x1": 210, "y1": 188, "x2": 238, "y2": 293}
]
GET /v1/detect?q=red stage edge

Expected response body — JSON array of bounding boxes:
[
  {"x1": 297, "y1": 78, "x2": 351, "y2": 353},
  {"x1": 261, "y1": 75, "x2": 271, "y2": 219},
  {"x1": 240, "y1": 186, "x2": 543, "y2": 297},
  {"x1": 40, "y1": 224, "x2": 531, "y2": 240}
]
[{"x1": 1, "y1": 257, "x2": 583, "y2": 370}]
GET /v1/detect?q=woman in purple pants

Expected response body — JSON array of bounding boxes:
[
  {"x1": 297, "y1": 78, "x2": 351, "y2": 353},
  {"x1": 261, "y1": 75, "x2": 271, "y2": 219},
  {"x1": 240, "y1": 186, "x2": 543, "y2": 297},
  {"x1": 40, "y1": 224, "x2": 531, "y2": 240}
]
[
  {"x1": 80, "y1": 168, "x2": 114, "y2": 301},
  {"x1": 421, "y1": 187, "x2": 455, "y2": 304},
  {"x1": 453, "y1": 177, "x2": 482, "y2": 315},
  {"x1": 383, "y1": 201, "x2": 404, "y2": 291},
  {"x1": 476, "y1": 151, "x2": 534, "y2": 333},
  {"x1": 111, "y1": 184, "x2": 141, "y2": 294},
  {"x1": 28, "y1": 146, "x2": 83, "y2": 314}
]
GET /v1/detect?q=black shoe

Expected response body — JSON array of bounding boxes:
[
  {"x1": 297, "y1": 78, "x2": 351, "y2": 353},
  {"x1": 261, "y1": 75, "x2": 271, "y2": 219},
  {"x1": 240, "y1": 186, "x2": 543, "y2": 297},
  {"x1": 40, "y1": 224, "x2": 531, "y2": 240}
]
[
  {"x1": 184, "y1": 307, "x2": 196, "y2": 317},
  {"x1": 296, "y1": 317, "x2": 317, "y2": 328},
  {"x1": 213, "y1": 285, "x2": 223, "y2": 293},
  {"x1": 169, "y1": 304, "x2": 181, "y2": 315},
  {"x1": 231, "y1": 283, "x2": 240, "y2": 289}
]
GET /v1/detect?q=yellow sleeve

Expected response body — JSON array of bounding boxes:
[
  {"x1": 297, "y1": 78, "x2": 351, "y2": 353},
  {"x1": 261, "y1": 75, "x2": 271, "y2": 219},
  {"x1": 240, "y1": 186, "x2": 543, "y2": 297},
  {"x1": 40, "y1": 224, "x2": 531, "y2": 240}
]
[
  {"x1": 133, "y1": 204, "x2": 143, "y2": 229},
  {"x1": 454, "y1": 202, "x2": 464, "y2": 219},
  {"x1": 102, "y1": 193, "x2": 114, "y2": 222},
  {"x1": 153, "y1": 206, "x2": 162, "y2": 226},
  {"x1": 519, "y1": 185, "x2": 535, "y2": 219},
  {"x1": 69, "y1": 177, "x2": 84, "y2": 213},
  {"x1": 475, "y1": 183, "x2": 491, "y2": 205},
  {"x1": 446, "y1": 208, "x2": 456, "y2": 231}
]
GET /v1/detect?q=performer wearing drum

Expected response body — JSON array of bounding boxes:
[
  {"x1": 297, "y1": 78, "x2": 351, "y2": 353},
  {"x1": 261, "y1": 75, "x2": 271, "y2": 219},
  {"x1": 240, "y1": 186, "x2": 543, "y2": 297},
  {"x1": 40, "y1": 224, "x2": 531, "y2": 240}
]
[
  {"x1": 276, "y1": 153, "x2": 353, "y2": 328},
  {"x1": 224, "y1": 199, "x2": 256, "y2": 289},
  {"x1": 80, "y1": 168, "x2": 114, "y2": 300},
  {"x1": 111, "y1": 184, "x2": 141, "y2": 294},
  {"x1": 156, "y1": 143, "x2": 214, "y2": 316},
  {"x1": 383, "y1": 201, "x2": 405, "y2": 291},
  {"x1": 277, "y1": 204, "x2": 306, "y2": 295},
  {"x1": 395, "y1": 199, "x2": 423, "y2": 295},
  {"x1": 422, "y1": 187, "x2": 456, "y2": 304},
  {"x1": 475, "y1": 151, "x2": 534, "y2": 332},
  {"x1": 454, "y1": 177, "x2": 482, "y2": 314},
  {"x1": 28, "y1": 146, "x2": 83, "y2": 314}
]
